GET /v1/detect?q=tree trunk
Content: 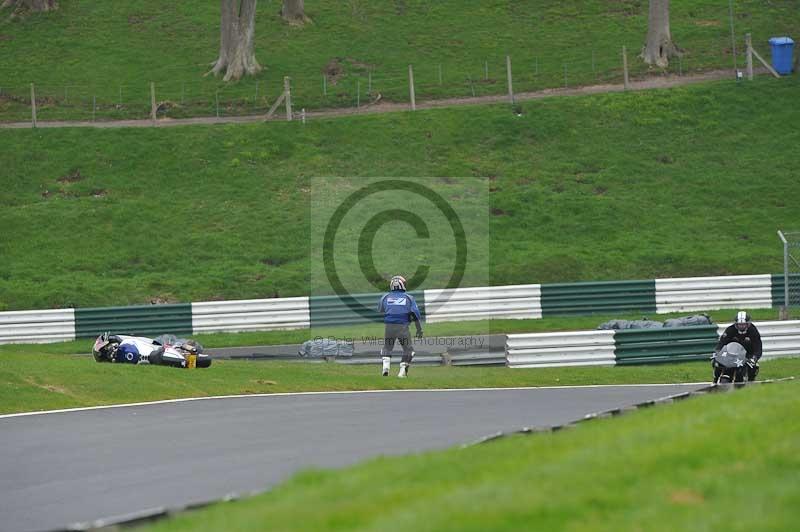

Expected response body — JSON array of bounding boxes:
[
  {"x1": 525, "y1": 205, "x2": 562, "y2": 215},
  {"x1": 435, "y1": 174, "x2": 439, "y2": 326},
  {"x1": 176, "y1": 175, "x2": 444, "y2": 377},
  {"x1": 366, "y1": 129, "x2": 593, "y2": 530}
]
[
  {"x1": 281, "y1": 0, "x2": 309, "y2": 25},
  {"x1": 2, "y1": 0, "x2": 58, "y2": 11},
  {"x1": 641, "y1": 0, "x2": 680, "y2": 68},
  {"x1": 209, "y1": 0, "x2": 262, "y2": 82}
]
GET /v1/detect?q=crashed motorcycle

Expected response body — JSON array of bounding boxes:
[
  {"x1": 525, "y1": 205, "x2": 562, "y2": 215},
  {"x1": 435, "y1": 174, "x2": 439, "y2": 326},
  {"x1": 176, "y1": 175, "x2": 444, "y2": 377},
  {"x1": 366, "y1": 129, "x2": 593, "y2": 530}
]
[
  {"x1": 711, "y1": 342, "x2": 753, "y2": 384},
  {"x1": 92, "y1": 333, "x2": 212, "y2": 369}
]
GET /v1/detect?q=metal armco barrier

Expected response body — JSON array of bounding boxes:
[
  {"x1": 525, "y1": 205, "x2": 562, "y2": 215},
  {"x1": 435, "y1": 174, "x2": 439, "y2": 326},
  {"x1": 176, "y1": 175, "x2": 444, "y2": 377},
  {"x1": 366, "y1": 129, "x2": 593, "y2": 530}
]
[
  {"x1": 192, "y1": 297, "x2": 309, "y2": 334},
  {"x1": 423, "y1": 285, "x2": 541, "y2": 322},
  {"x1": 74, "y1": 304, "x2": 193, "y2": 339},
  {"x1": 771, "y1": 273, "x2": 800, "y2": 307},
  {"x1": 0, "y1": 274, "x2": 797, "y2": 345},
  {"x1": 309, "y1": 291, "x2": 425, "y2": 328},
  {"x1": 656, "y1": 275, "x2": 772, "y2": 313},
  {"x1": 541, "y1": 280, "x2": 656, "y2": 316},
  {"x1": 0, "y1": 309, "x2": 75, "y2": 344},
  {"x1": 505, "y1": 330, "x2": 617, "y2": 368},
  {"x1": 508, "y1": 322, "x2": 800, "y2": 368},
  {"x1": 614, "y1": 326, "x2": 719, "y2": 365}
]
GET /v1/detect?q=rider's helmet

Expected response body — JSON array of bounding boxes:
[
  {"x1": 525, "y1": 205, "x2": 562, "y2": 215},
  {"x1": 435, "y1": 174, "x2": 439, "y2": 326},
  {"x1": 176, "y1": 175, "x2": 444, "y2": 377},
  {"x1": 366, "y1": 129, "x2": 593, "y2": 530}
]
[
  {"x1": 735, "y1": 311, "x2": 752, "y2": 333},
  {"x1": 92, "y1": 332, "x2": 117, "y2": 362},
  {"x1": 389, "y1": 275, "x2": 407, "y2": 291}
]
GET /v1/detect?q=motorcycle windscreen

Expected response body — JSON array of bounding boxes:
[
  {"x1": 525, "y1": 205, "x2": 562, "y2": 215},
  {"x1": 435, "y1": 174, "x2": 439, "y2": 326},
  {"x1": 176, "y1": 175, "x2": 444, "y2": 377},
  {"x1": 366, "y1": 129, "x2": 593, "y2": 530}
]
[{"x1": 715, "y1": 341, "x2": 746, "y2": 368}]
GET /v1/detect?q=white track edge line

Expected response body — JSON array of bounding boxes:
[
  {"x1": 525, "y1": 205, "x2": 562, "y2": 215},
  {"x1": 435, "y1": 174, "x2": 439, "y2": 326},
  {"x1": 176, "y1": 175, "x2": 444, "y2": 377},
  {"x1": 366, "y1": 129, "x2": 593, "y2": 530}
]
[{"x1": 0, "y1": 383, "x2": 709, "y2": 420}]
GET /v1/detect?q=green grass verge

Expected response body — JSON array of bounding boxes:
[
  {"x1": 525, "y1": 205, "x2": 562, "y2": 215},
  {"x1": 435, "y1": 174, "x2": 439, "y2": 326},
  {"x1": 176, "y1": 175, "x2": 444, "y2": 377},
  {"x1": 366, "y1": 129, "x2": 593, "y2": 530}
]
[
  {"x1": 137, "y1": 379, "x2": 800, "y2": 532},
  {"x1": 1, "y1": 344, "x2": 798, "y2": 415},
  {"x1": 1, "y1": 1, "x2": 797, "y2": 121},
  {"x1": 1, "y1": 79, "x2": 799, "y2": 310}
]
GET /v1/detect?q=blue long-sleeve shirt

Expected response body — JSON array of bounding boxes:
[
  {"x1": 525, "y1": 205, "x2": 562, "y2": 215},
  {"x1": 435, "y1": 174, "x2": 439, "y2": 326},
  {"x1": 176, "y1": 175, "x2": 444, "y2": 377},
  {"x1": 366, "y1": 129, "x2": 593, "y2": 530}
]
[{"x1": 377, "y1": 290, "x2": 422, "y2": 326}]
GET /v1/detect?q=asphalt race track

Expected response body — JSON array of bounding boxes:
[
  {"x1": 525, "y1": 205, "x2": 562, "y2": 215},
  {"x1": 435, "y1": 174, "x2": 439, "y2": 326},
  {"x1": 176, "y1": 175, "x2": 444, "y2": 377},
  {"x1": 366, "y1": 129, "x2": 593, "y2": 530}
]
[{"x1": 0, "y1": 384, "x2": 706, "y2": 532}]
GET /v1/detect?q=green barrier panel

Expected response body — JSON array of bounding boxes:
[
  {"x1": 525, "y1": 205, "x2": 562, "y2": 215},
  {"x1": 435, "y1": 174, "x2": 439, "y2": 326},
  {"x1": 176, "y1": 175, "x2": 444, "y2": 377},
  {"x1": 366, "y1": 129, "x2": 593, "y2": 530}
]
[
  {"x1": 614, "y1": 325, "x2": 719, "y2": 365},
  {"x1": 771, "y1": 273, "x2": 800, "y2": 306},
  {"x1": 541, "y1": 280, "x2": 656, "y2": 317},
  {"x1": 75, "y1": 304, "x2": 193, "y2": 339},
  {"x1": 309, "y1": 291, "x2": 425, "y2": 328}
]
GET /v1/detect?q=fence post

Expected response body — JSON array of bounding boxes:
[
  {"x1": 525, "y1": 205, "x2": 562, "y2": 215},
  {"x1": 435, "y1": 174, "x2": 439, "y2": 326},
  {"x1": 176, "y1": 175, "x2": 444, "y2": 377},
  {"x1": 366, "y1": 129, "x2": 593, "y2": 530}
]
[
  {"x1": 284, "y1": 76, "x2": 292, "y2": 121},
  {"x1": 506, "y1": 55, "x2": 514, "y2": 105},
  {"x1": 150, "y1": 82, "x2": 156, "y2": 124},
  {"x1": 563, "y1": 64, "x2": 568, "y2": 88},
  {"x1": 622, "y1": 46, "x2": 630, "y2": 90},
  {"x1": 779, "y1": 231, "x2": 790, "y2": 319},
  {"x1": 64, "y1": 86, "x2": 68, "y2": 105},
  {"x1": 408, "y1": 64, "x2": 416, "y2": 111},
  {"x1": 438, "y1": 64, "x2": 443, "y2": 85},
  {"x1": 254, "y1": 80, "x2": 259, "y2": 109},
  {"x1": 30, "y1": 83, "x2": 37, "y2": 128},
  {"x1": 301, "y1": 108, "x2": 306, "y2": 124},
  {"x1": 368, "y1": 71, "x2": 372, "y2": 94},
  {"x1": 357, "y1": 79, "x2": 360, "y2": 108},
  {"x1": 484, "y1": 60, "x2": 489, "y2": 80},
  {"x1": 745, "y1": 33, "x2": 754, "y2": 80},
  {"x1": 119, "y1": 86, "x2": 122, "y2": 106},
  {"x1": 323, "y1": 75, "x2": 327, "y2": 96},
  {"x1": 215, "y1": 90, "x2": 220, "y2": 117},
  {"x1": 468, "y1": 75, "x2": 475, "y2": 97},
  {"x1": 92, "y1": 95, "x2": 96, "y2": 122}
]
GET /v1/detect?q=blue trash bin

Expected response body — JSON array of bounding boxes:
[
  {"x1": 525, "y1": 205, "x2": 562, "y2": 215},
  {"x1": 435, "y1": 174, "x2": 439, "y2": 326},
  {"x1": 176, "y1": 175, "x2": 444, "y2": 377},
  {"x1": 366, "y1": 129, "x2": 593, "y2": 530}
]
[{"x1": 768, "y1": 37, "x2": 795, "y2": 75}]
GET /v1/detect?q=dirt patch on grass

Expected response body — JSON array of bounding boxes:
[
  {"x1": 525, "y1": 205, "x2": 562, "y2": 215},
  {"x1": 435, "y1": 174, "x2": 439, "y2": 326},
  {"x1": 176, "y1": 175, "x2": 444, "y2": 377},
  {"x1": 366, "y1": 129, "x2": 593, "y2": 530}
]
[
  {"x1": 694, "y1": 20, "x2": 721, "y2": 27},
  {"x1": 669, "y1": 489, "x2": 705, "y2": 505},
  {"x1": 324, "y1": 58, "x2": 345, "y2": 85},
  {"x1": 57, "y1": 169, "x2": 84, "y2": 183},
  {"x1": 23, "y1": 377, "x2": 71, "y2": 396},
  {"x1": 323, "y1": 57, "x2": 375, "y2": 86},
  {"x1": 490, "y1": 207, "x2": 507, "y2": 216}
]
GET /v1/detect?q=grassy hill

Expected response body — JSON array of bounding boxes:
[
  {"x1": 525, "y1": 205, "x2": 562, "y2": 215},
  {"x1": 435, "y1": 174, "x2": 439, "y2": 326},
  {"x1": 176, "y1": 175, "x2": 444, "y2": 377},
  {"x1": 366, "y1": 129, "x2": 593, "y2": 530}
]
[
  {"x1": 0, "y1": 0, "x2": 798, "y2": 120},
  {"x1": 1, "y1": 78, "x2": 798, "y2": 310}
]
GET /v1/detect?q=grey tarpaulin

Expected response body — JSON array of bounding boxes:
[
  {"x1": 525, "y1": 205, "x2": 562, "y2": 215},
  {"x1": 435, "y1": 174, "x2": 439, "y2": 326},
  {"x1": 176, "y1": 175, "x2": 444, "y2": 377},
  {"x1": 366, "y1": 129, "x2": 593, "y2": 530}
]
[
  {"x1": 299, "y1": 338, "x2": 354, "y2": 358},
  {"x1": 663, "y1": 314, "x2": 713, "y2": 327},
  {"x1": 598, "y1": 314, "x2": 714, "y2": 330},
  {"x1": 597, "y1": 318, "x2": 664, "y2": 330}
]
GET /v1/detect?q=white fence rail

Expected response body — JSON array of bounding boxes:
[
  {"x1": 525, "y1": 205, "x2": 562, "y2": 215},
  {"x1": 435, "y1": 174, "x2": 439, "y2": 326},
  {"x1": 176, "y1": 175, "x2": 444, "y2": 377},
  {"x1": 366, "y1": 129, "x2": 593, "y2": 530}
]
[
  {"x1": 656, "y1": 275, "x2": 773, "y2": 313},
  {"x1": 424, "y1": 284, "x2": 541, "y2": 323},
  {"x1": 505, "y1": 330, "x2": 616, "y2": 368},
  {"x1": 717, "y1": 320, "x2": 800, "y2": 359},
  {"x1": 191, "y1": 297, "x2": 310, "y2": 334},
  {"x1": 0, "y1": 309, "x2": 75, "y2": 344}
]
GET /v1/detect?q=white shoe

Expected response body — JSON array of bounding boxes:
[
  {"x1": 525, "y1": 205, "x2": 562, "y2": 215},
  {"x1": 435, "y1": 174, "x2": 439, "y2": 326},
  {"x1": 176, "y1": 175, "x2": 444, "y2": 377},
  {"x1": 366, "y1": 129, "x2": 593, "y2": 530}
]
[
  {"x1": 398, "y1": 362, "x2": 409, "y2": 378},
  {"x1": 381, "y1": 356, "x2": 391, "y2": 377}
]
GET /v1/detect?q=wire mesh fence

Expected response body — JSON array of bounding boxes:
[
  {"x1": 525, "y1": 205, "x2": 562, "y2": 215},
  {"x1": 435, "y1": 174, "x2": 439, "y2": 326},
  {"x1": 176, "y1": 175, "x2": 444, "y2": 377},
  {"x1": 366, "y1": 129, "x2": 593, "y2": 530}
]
[
  {"x1": 0, "y1": 35, "x2": 780, "y2": 124},
  {"x1": 779, "y1": 231, "x2": 800, "y2": 320}
]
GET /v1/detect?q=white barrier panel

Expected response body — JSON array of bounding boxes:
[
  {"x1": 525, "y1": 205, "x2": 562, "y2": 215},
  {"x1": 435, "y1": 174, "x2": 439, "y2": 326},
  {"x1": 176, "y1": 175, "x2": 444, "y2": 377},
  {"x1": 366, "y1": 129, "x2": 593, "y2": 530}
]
[
  {"x1": 656, "y1": 275, "x2": 772, "y2": 314},
  {"x1": 0, "y1": 309, "x2": 76, "y2": 344},
  {"x1": 424, "y1": 285, "x2": 541, "y2": 323},
  {"x1": 717, "y1": 320, "x2": 800, "y2": 360},
  {"x1": 192, "y1": 297, "x2": 310, "y2": 334},
  {"x1": 506, "y1": 330, "x2": 616, "y2": 368}
]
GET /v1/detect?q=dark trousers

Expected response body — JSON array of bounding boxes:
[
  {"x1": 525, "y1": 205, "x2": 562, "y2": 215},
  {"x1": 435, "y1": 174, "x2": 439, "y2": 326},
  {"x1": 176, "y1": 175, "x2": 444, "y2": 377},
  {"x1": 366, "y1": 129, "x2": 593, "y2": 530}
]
[{"x1": 381, "y1": 323, "x2": 414, "y2": 363}]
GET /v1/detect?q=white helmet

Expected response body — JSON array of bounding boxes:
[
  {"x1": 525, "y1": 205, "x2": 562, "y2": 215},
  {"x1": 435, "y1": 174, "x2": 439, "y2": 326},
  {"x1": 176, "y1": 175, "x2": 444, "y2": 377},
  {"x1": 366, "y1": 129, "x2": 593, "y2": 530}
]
[
  {"x1": 735, "y1": 311, "x2": 751, "y2": 333},
  {"x1": 390, "y1": 275, "x2": 407, "y2": 291}
]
